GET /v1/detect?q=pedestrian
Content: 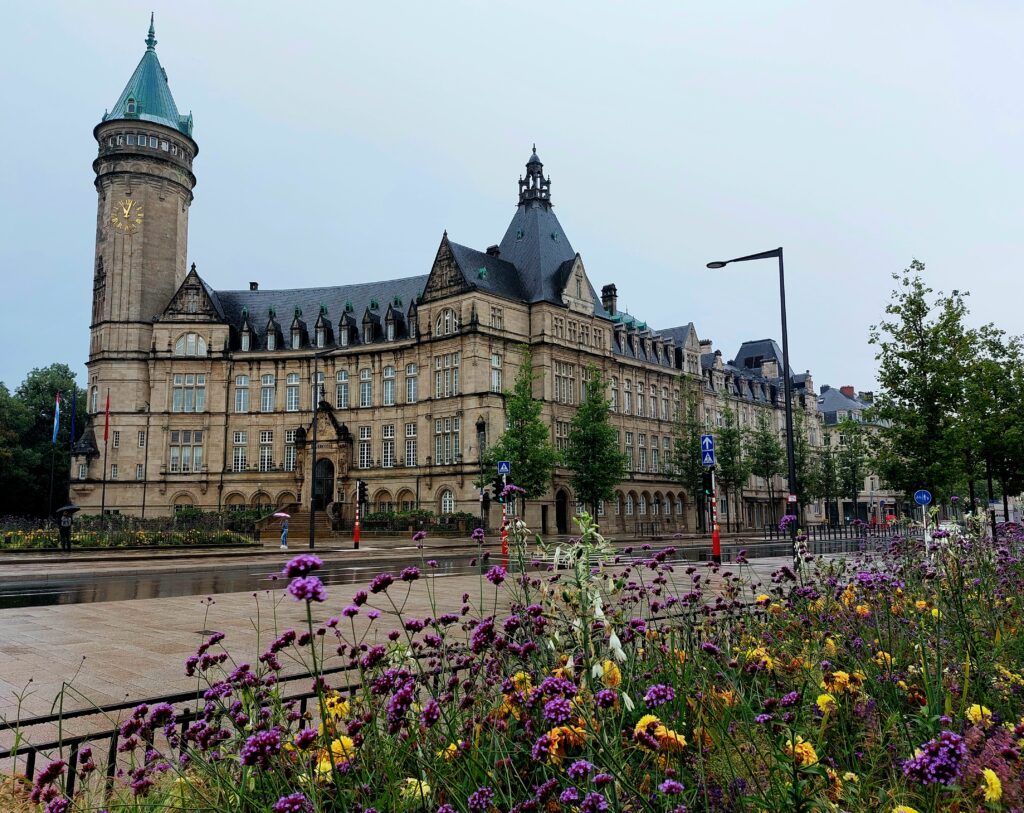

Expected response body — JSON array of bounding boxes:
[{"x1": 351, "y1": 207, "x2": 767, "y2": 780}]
[
  {"x1": 280, "y1": 517, "x2": 289, "y2": 550},
  {"x1": 59, "y1": 512, "x2": 73, "y2": 552}
]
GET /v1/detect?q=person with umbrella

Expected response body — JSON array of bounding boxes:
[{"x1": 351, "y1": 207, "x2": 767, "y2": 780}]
[
  {"x1": 275, "y1": 512, "x2": 290, "y2": 549},
  {"x1": 56, "y1": 504, "x2": 79, "y2": 552}
]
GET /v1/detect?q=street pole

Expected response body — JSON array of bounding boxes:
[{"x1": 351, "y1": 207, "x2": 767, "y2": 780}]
[
  {"x1": 476, "y1": 417, "x2": 486, "y2": 531},
  {"x1": 707, "y1": 248, "x2": 799, "y2": 551},
  {"x1": 309, "y1": 354, "x2": 324, "y2": 550},
  {"x1": 711, "y1": 468, "x2": 721, "y2": 564}
]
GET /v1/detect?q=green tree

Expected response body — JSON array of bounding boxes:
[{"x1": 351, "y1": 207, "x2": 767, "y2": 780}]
[
  {"x1": 811, "y1": 433, "x2": 841, "y2": 525},
  {"x1": 563, "y1": 367, "x2": 627, "y2": 518},
  {"x1": 483, "y1": 348, "x2": 560, "y2": 510},
  {"x1": 792, "y1": 409, "x2": 815, "y2": 513},
  {"x1": 0, "y1": 364, "x2": 85, "y2": 518},
  {"x1": 669, "y1": 387, "x2": 707, "y2": 532},
  {"x1": 747, "y1": 412, "x2": 785, "y2": 525},
  {"x1": 869, "y1": 261, "x2": 974, "y2": 501},
  {"x1": 836, "y1": 418, "x2": 870, "y2": 522},
  {"x1": 714, "y1": 407, "x2": 750, "y2": 532}
]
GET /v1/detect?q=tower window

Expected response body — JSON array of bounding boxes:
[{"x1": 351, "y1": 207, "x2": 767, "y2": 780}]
[
  {"x1": 126, "y1": 98, "x2": 136, "y2": 114},
  {"x1": 126, "y1": 134, "x2": 136, "y2": 145},
  {"x1": 161, "y1": 140, "x2": 169, "y2": 151},
  {"x1": 149, "y1": 136, "x2": 158, "y2": 148}
]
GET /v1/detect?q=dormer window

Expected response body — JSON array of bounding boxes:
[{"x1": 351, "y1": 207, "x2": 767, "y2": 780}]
[
  {"x1": 435, "y1": 308, "x2": 458, "y2": 336},
  {"x1": 315, "y1": 326, "x2": 325, "y2": 348},
  {"x1": 575, "y1": 272, "x2": 583, "y2": 299},
  {"x1": 340, "y1": 326, "x2": 349, "y2": 347},
  {"x1": 291, "y1": 329, "x2": 301, "y2": 350},
  {"x1": 267, "y1": 332, "x2": 276, "y2": 351},
  {"x1": 386, "y1": 321, "x2": 395, "y2": 341},
  {"x1": 126, "y1": 98, "x2": 136, "y2": 114},
  {"x1": 241, "y1": 329, "x2": 250, "y2": 351},
  {"x1": 409, "y1": 316, "x2": 417, "y2": 339}
]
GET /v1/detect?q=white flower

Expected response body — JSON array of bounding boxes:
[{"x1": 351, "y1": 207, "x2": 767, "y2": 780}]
[
  {"x1": 593, "y1": 595, "x2": 606, "y2": 621},
  {"x1": 622, "y1": 691, "x2": 635, "y2": 712},
  {"x1": 608, "y1": 631, "x2": 627, "y2": 663},
  {"x1": 591, "y1": 662, "x2": 604, "y2": 679}
]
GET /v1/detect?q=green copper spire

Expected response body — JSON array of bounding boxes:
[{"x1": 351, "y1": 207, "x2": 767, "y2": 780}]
[
  {"x1": 146, "y1": 12, "x2": 157, "y2": 51},
  {"x1": 102, "y1": 14, "x2": 193, "y2": 137}
]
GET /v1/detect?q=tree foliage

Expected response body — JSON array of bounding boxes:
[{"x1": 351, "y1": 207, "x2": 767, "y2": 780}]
[
  {"x1": 810, "y1": 432, "x2": 841, "y2": 524},
  {"x1": 746, "y1": 412, "x2": 785, "y2": 525},
  {"x1": 669, "y1": 386, "x2": 707, "y2": 531},
  {"x1": 714, "y1": 407, "x2": 749, "y2": 531},
  {"x1": 836, "y1": 418, "x2": 870, "y2": 519},
  {"x1": 0, "y1": 364, "x2": 85, "y2": 518},
  {"x1": 563, "y1": 367, "x2": 627, "y2": 517},
  {"x1": 483, "y1": 348, "x2": 560, "y2": 504}
]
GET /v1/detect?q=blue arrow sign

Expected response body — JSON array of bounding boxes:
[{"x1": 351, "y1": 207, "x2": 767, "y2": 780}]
[
  {"x1": 914, "y1": 489, "x2": 932, "y2": 506},
  {"x1": 497, "y1": 461, "x2": 511, "y2": 475},
  {"x1": 700, "y1": 434, "x2": 714, "y2": 452},
  {"x1": 702, "y1": 450, "x2": 715, "y2": 467}
]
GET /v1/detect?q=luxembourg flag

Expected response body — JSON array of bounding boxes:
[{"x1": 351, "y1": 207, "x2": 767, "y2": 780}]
[{"x1": 51, "y1": 391, "x2": 61, "y2": 444}]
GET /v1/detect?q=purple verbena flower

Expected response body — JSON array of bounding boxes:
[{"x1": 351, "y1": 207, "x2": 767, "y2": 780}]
[
  {"x1": 282, "y1": 554, "x2": 323, "y2": 578},
  {"x1": 272, "y1": 793, "x2": 313, "y2": 813},
  {"x1": 468, "y1": 786, "x2": 495, "y2": 812},
  {"x1": 287, "y1": 575, "x2": 327, "y2": 603},
  {"x1": 369, "y1": 573, "x2": 395, "y2": 594},
  {"x1": 644, "y1": 683, "x2": 676, "y2": 708}
]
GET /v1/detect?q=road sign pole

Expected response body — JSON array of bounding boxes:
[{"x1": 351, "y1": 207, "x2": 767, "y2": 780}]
[
  {"x1": 354, "y1": 495, "x2": 360, "y2": 550},
  {"x1": 500, "y1": 473, "x2": 508, "y2": 557},
  {"x1": 711, "y1": 469, "x2": 721, "y2": 564}
]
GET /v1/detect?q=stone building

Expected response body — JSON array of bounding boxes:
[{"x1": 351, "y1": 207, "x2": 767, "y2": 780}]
[{"x1": 71, "y1": 20, "x2": 820, "y2": 534}]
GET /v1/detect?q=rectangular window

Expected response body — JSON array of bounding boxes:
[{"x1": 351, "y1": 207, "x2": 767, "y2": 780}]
[
  {"x1": 135, "y1": 463, "x2": 144, "y2": 480},
  {"x1": 490, "y1": 353, "x2": 502, "y2": 393},
  {"x1": 172, "y1": 374, "x2": 205, "y2": 413},
  {"x1": 553, "y1": 316, "x2": 565, "y2": 339},
  {"x1": 651, "y1": 444, "x2": 660, "y2": 474},
  {"x1": 636, "y1": 384, "x2": 645, "y2": 417},
  {"x1": 359, "y1": 426, "x2": 372, "y2": 469},
  {"x1": 433, "y1": 416, "x2": 461, "y2": 465},
  {"x1": 405, "y1": 423, "x2": 417, "y2": 467},
  {"x1": 138, "y1": 430, "x2": 146, "y2": 448},
  {"x1": 161, "y1": 140, "x2": 169, "y2": 151},
  {"x1": 553, "y1": 361, "x2": 575, "y2": 405},
  {"x1": 126, "y1": 133, "x2": 136, "y2": 145},
  {"x1": 433, "y1": 352, "x2": 460, "y2": 398},
  {"x1": 285, "y1": 429, "x2": 297, "y2": 472},
  {"x1": 112, "y1": 430, "x2": 120, "y2": 448},
  {"x1": 382, "y1": 424, "x2": 395, "y2": 468},
  {"x1": 286, "y1": 375, "x2": 300, "y2": 412},
  {"x1": 149, "y1": 136, "x2": 158, "y2": 148},
  {"x1": 78, "y1": 463, "x2": 87, "y2": 480},
  {"x1": 383, "y1": 369, "x2": 395, "y2": 406},
  {"x1": 336, "y1": 371, "x2": 349, "y2": 409},
  {"x1": 261, "y1": 376, "x2": 276, "y2": 412},
  {"x1": 259, "y1": 430, "x2": 273, "y2": 472},
  {"x1": 555, "y1": 420, "x2": 570, "y2": 451},
  {"x1": 490, "y1": 306, "x2": 503, "y2": 330},
  {"x1": 110, "y1": 464, "x2": 118, "y2": 480},
  {"x1": 625, "y1": 431, "x2": 634, "y2": 470},
  {"x1": 568, "y1": 321, "x2": 578, "y2": 344},
  {"x1": 233, "y1": 431, "x2": 247, "y2": 472}
]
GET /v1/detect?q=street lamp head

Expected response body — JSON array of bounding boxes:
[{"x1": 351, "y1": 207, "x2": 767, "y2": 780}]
[
  {"x1": 475, "y1": 416, "x2": 486, "y2": 434},
  {"x1": 706, "y1": 261, "x2": 728, "y2": 269}
]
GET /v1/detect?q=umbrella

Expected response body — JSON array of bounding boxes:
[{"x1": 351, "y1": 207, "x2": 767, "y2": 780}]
[
  {"x1": 273, "y1": 512, "x2": 291, "y2": 519},
  {"x1": 55, "y1": 504, "x2": 80, "y2": 515}
]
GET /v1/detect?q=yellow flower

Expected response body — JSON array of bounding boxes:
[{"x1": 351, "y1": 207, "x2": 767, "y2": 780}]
[
  {"x1": 855, "y1": 604, "x2": 871, "y2": 618},
  {"x1": 655, "y1": 724, "x2": 687, "y2": 752},
  {"x1": 324, "y1": 692, "x2": 350, "y2": 720},
  {"x1": 511, "y1": 671, "x2": 533, "y2": 693},
  {"x1": 330, "y1": 736, "x2": 355, "y2": 761},
  {"x1": 601, "y1": 659, "x2": 622, "y2": 688},
  {"x1": 931, "y1": 608, "x2": 942, "y2": 620},
  {"x1": 634, "y1": 714, "x2": 661, "y2": 737},
  {"x1": 823, "y1": 638, "x2": 838, "y2": 657},
  {"x1": 914, "y1": 600, "x2": 928, "y2": 611},
  {"x1": 892, "y1": 806, "x2": 920, "y2": 813},
  {"x1": 967, "y1": 704, "x2": 993, "y2": 727},
  {"x1": 784, "y1": 735, "x2": 818, "y2": 767},
  {"x1": 843, "y1": 772, "x2": 858, "y2": 783},
  {"x1": 840, "y1": 584, "x2": 856, "y2": 606},
  {"x1": 755, "y1": 594, "x2": 771, "y2": 605},
  {"x1": 437, "y1": 743, "x2": 460, "y2": 761},
  {"x1": 397, "y1": 778, "x2": 431, "y2": 810},
  {"x1": 745, "y1": 645, "x2": 775, "y2": 671},
  {"x1": 873, "y1": 651, "x2": 893, "y2": 669},
  {"x1": 981, "y1": 767, "x2": 1002, "y2": 802},
  {"x1": 816, "y1": 693, "x2": 837, "y2": 714},
  {"x1": 821, "y1": 670, "x2": 851, "y2": 694}
]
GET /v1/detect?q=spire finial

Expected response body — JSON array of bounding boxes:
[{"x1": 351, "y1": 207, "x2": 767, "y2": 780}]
[
  {"x1": 146, "y1": 12, "x2": 157, "y2": 51},
  {"x1": 520, "y1": 145, "x2": 551, "y2": 207}
]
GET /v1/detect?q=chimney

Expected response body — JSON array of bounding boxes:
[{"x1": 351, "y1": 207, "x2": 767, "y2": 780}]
[
  {"x1": 600, "y1": 284, "x2": 618, "y2": 315},
  {"x1": 820, "y1": 384, "x2": 831, "y2": 394},
  {"x1": 485, "y1": 245, "x2": 500, "y2": 257},
  {"x1": 840, "y1": 385, "x2": 855, "y2": 398},
  {"x1": 249, "y1": 281, "x2": 259, "y2": 291}
]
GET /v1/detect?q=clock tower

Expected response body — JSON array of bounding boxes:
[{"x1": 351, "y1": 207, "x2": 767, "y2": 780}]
[{"x1": 88, "y1": 14, "x2": 197, "y2": 418}]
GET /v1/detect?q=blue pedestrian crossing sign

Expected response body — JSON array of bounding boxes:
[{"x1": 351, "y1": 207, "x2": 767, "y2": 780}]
[
  {"x1": 914, "y1": 489, "x2": 932, "y2": 506},
  {"x1": 497, "y1": 461, "x2": 511, "y2": 475},
  {"x1": 700, "y1": 434, "x2": 715, "y2": 467}
]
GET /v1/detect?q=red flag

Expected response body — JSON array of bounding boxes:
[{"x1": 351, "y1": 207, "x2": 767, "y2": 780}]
[{"x1": 103, "y1": 391, "x2": 111, "y2": 442}]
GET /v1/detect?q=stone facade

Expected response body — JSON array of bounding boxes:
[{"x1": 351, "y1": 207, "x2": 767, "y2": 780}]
[{"x1": 70, "y1": 24, "x2": 824, "y2": 535}]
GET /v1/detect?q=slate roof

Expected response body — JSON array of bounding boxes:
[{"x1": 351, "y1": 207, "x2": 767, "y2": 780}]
[
  {"x1": 497, "y1": 199, "x2": 578, "y2": 304},
  {"x1": 215, "y1": 275, "x2": 428, "y2": 344},
  {"x1": 658, "y1": 323, "x2": 697, "y2": 346},
  {"x1": 448, "y1": 242, "x2": 527, "y2": 302},
  {"x1": 733, "y1": 339, "x2": 784, "y2": 372},
  {"x1": 103, "y1": 16, "x2": 193, "y2": 136}
]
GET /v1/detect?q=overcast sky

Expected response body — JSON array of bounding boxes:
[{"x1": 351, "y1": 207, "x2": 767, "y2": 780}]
[{"x1": 2, "y1": 1, "x2": 1022, "y2": 393}]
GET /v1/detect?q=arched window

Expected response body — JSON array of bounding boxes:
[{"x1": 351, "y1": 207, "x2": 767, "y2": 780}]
[
  {"x1": 435, "y1": 308, "x2": 458, "y2": 336},
  {"x1": 286, "y1": 373, "x2": 300, "y2": 411},
  {"x1": 610, "y1": 378, "x2": 618, "y2": 411},
  {"x1": 383, "y1": 365, "x2": 395, "y2": 406},
  {"x1": 623, "y1": 380, "x2": 632, "y2": 414},
  {"x1": 336, "y1": 370, "x2": 349, "y2": 409},
  {"x1": 174, "y1": 333, "x2": 207, "y2": 356},
  {"x1": 311, "y1": 372, "x2": 325, "y2": 407},
  {"x1": 260, "y1": 374, "x2": 275, "y2": 412},
  {"x1": 625, "y1": 494, "x2": 634, "y2": 516},
  {"x1": 234, "y1": 375, "x2": 250, "y2": 413},
  {"x1": 638, "y1": 495, "x2": 647, "y2": 515},
  {"x1": 359, "y1": 368, "x2": 372, "y2": 408},
  {"x1": 440, "y1": 489, "x2": 455, "y2": 515},
  {"x1": 405, "y1": 364, "x2": 418, "y2": 404}
]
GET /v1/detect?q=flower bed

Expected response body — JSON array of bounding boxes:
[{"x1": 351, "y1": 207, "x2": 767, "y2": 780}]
[
  {"x1": 0, "y1": 528, "x2": 257, "y2": 549},
  {"x1": 14, "y1": 513, "x2": 1024, "y2": 811}
]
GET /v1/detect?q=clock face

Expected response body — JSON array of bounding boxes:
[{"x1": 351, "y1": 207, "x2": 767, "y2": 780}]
[{"x1": 110, "y1": 198, "x2": 144, "y2": 234}]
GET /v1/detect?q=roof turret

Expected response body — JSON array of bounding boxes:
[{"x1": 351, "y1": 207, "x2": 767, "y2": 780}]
[{"x1": 102, "y1": 15, "x2": 193, "y2": 136}]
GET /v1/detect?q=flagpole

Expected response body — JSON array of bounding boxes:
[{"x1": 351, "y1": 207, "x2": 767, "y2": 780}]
[
  {"x1": 100, "y1": 388, "x2": 110, "y2": 515},
  {"x1": 48, "y1": 445, "x2": 56, "y2": 518},
  {"x1": 48, "y1": 390, "x2": 60, "y2": 518},
  {"x1": 67, "y1": 385, "x2": 77, "y2": 506}
]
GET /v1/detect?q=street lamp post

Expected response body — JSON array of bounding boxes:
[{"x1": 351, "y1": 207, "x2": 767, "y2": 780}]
[
  {"x1": 707, "y1": 248, "x2": 799, "y2": 544},
  {"x1": 476, "y1": 416, "x2": 486, "y2": 530},
  {"x1": 309, "y1": 350, "x2": 330, "y2": 550}
]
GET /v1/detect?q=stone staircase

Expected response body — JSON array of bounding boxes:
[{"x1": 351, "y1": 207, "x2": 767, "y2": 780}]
[{"x1": 260, "y1": 509, "x2": 334, "y2": 543}]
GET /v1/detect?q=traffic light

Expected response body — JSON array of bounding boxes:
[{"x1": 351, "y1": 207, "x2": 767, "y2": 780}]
[
  {"x1": 491, "y1": 475, "x2": 506, "y2": 503},
  {"x1": 356, "y1": 480, "x2": 368, "y2": 505},
  {"x1": 481, "y1": 491, "x2": 491, "y2": 511},
  {"x1": 701, "y1": 469, "x2": 714, "y2": 497}
]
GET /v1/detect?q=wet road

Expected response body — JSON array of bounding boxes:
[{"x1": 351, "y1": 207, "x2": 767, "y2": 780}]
[{"x1": 0, "y1": 539, "x2": 813, "y2": 610}]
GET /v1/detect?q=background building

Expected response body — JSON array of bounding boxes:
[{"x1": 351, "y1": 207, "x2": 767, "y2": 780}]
[{"x1": 71, "y1": 22, "x2": 820, "y2": 535}]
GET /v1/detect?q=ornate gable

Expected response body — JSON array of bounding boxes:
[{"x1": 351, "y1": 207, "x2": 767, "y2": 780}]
[
  {"x1": 558, "y1": 253, "x2": 595, "y2": 315},
  {"x1": 421, "y1": 233, "x2": 470, "y2": 303},
  {"x1": 161, "y1": 264, "x2": 222, "y2": 322}
]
